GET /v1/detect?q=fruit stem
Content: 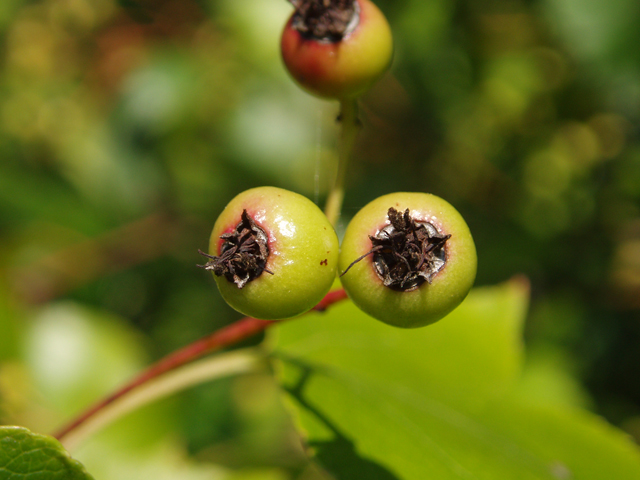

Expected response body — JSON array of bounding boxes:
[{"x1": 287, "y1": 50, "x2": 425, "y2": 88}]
[
  {"x1": 52, "y1": 288, "x2": 348, "y2": 444},
  {"x1": 325, "y1": 98, "x2": 360, "y2": 226},
  {"x1": 59, "y1": 348, "x2": 265, "y2": 452}
]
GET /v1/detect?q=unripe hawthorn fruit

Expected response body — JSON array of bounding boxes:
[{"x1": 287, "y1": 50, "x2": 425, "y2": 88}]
[
  {"x1": 200, "y1": 187, "x2": 339, "y2": 320},
  {"x1": 339, "y1": 193, "x2": 477, "y2": 328},
  {"x1": 281, "y1": 0, "x2": 393, "y2": 99}
]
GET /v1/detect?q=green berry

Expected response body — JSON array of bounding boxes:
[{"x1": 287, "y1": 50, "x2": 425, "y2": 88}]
[
  {"x1": 200, "y1": 187, "x2": 339, "y2": 320},
  {"x1": 339, "y1": 192, "x2": 477, "y2": 328},
  {"x1": 280, "y1": 0, "x2": 393, "y2": 99}
]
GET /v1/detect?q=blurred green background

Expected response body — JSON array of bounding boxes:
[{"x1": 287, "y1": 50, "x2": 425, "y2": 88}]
[{"x1": 1, "y1": 0, "x2": 640, "y2": 478}]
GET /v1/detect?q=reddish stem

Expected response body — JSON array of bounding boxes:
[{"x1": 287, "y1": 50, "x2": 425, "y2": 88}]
[{"x1": 53, "y1": 288, "x2": 348, "y2": 442}]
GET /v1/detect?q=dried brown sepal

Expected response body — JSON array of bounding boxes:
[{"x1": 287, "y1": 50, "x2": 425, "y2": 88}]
[
  {"x1": 288, "y1": 0, "x2": 358, "y2": 41},
  {"x1": 198, "y1": 210, "x2": 273, "y2": 289},
  {"x1": 341, "y1": 207, "x2": 451, "y2": 292}
]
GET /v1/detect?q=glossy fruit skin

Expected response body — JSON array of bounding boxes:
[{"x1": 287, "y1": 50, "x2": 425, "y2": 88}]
[
  {"x1": 281, "y1": 0, "x2": 393, "y2": 99},
  {"x1": 209, "y1": 187, "x2": 339, "y2": 320},
  {"x1": 339, "y1": 193, "x2": 477, "y2": 328}
]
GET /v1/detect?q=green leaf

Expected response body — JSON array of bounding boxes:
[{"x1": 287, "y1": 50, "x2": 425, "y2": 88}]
[
  {"x1": 0, "y1": 426, "x2": 94, "y2": 480},
  {"x1": 274, "y1": 279, "x2": 528, "y2": 414},
  {"x1": 479, "y1": 400, "x2": 640, "y2": 480},
  {"x1": 271, "y1": 280, "x2": 640, "y2": 479}
]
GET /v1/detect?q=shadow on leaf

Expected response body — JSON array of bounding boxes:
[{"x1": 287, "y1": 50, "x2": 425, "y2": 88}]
[{"x1": 282, "y1": 358, "x2": 400, "y2": 480}]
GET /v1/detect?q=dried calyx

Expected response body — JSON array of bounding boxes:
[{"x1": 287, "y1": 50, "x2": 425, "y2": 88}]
[
  {"x1": 342, "y1": 207, "x2": 451, "y2": 292},
  {"x1": 289, "y1": 0, "x2": 358, "y2": 41},
  {"x1": 199, "y1": 210, "x2": 272, "y2": 288}
]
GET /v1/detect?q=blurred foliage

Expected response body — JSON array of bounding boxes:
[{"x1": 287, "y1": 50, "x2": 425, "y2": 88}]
[{"x1": 0, "y1": 0, "x2": 640, "y2": 477}]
